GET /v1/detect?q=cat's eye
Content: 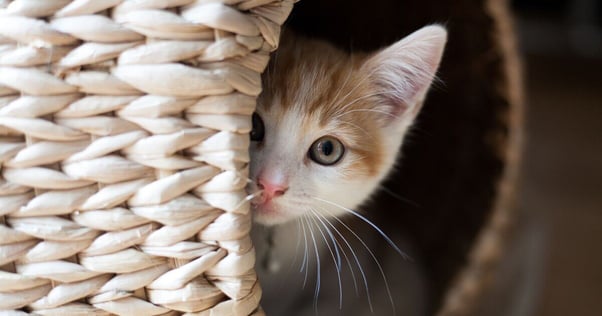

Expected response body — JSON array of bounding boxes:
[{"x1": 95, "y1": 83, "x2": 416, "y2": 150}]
[
  {"x1": 250, "y1": 112, "x2": 265, "y2": 142},
  {"x1": 309, "y1": 136, "x2": 345, "y2": 166}
]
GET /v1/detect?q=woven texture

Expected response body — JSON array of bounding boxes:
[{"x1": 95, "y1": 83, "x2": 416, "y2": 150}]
[{"x1": 0, "y1": 0, "x2": 293, "y2": 315}]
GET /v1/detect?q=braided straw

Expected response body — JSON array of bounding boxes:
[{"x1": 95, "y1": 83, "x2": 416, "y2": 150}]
[{"x1": 0, "y1": 0, "x2": 294, "y2": 315}]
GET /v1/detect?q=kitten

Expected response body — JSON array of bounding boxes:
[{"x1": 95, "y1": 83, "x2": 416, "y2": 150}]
[{"x1": 249, "y1": 25, "x2": 447, "y2": 315}]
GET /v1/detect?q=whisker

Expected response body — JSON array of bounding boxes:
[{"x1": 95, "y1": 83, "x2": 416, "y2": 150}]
[
  {"x1": 312, "y1": 210, "x2": 361, "y2": 297},
  {"x1": 312, "y1": 196, "x2": 410, "y2": 260},
  {"x1": 309, "y1": 209, "x2": 343, "y2": 309},
  {"x1": 314, "y1": 207, "x2": 374, "y2": 313},
  {"x1": 235, "y1": 189, "x2": 264, "y2": 212},
  {"x1": 309, "y1": 209, "x2": 342, "y2": 272},
  {"x1": 300, "y1": 215, "x2": 310, "y2": 289},
  {"x1": 379, "y1": 186, "x2": 420, "y2": 208},
  {"x1": 245, "y1": 190, "x2": 264, "y2": 202},
  {"x1": 304, "y1": 214, "x2": 322, "y2": 313},
  {"x1": 309, "y1": 209, "x2": 341, "y2": 271},
  {"x1": 318, "y1": 206, "x2": 398, "y2": 315}
]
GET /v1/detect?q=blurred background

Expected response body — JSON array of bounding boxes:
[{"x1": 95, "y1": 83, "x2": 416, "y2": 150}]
[{"x1": 508, "y1": 0, "x2": 602, "y2": 315}]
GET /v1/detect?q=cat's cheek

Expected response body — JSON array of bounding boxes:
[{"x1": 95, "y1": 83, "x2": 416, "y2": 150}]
[{"x1": 311, "y1": 175, "x2": 376, "y2": 216}]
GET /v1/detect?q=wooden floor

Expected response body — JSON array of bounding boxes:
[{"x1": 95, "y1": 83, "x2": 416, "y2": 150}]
[{"x1": 520, "y1": 54, "x2": 602, "y2": 316}]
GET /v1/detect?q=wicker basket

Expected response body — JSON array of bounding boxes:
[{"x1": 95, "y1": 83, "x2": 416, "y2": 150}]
[{"x1": 0, "y1": 1, "x2": 294, "y2": 315}]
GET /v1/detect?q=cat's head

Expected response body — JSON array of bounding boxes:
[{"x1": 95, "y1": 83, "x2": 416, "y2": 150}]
[{"x1": 249, "y1": 25, "x2": 447, "y2": 225}]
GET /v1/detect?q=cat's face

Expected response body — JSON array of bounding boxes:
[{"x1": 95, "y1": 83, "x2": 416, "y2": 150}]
[{"x1": 249, "y1": 26, "x2": 447, "y2": 225}]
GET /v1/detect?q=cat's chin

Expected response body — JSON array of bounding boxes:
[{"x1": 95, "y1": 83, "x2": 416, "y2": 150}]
[{"x1": 251, "y1": 204, "x2": 295, "y2": 226}]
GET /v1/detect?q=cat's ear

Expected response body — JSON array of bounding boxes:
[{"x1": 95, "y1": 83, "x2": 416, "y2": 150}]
[{"x1": 362, "y1": 25, "x2": 447, "y2": 125}]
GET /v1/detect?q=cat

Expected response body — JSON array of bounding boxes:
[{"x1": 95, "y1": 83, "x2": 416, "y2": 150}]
[{"x1": 248, "y1": 25, "x2": 447, "y2": 315}]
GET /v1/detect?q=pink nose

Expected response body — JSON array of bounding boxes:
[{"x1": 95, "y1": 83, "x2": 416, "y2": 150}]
[{"x1": 257, "y1": 178, "x2": 288, "y2": 202}]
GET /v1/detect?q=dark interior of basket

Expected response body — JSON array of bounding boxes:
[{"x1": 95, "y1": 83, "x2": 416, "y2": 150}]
[{"x1": 286, "y1": 0, "x2": 514, "y2": 314}]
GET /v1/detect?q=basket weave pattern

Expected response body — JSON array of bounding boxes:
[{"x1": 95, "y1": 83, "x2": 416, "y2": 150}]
[{"x1": 0, "y1": 0, "x2": 293, "y2": 314}]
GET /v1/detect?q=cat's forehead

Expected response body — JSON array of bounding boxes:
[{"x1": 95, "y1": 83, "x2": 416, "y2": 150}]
[
  {"x1": 262, "y1": 71, "x2": 377, "y2": 130},
  {"x1": 261, "y1": 40, "x2": 369, "y2": 116},
  {"x1": 259, "y1": 97, "x2": 323, "y2": 139}
]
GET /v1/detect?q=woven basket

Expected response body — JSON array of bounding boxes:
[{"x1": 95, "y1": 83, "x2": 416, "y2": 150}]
[{"x1": 0, "y1": 1, "x2": 293, "y2": 315}]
